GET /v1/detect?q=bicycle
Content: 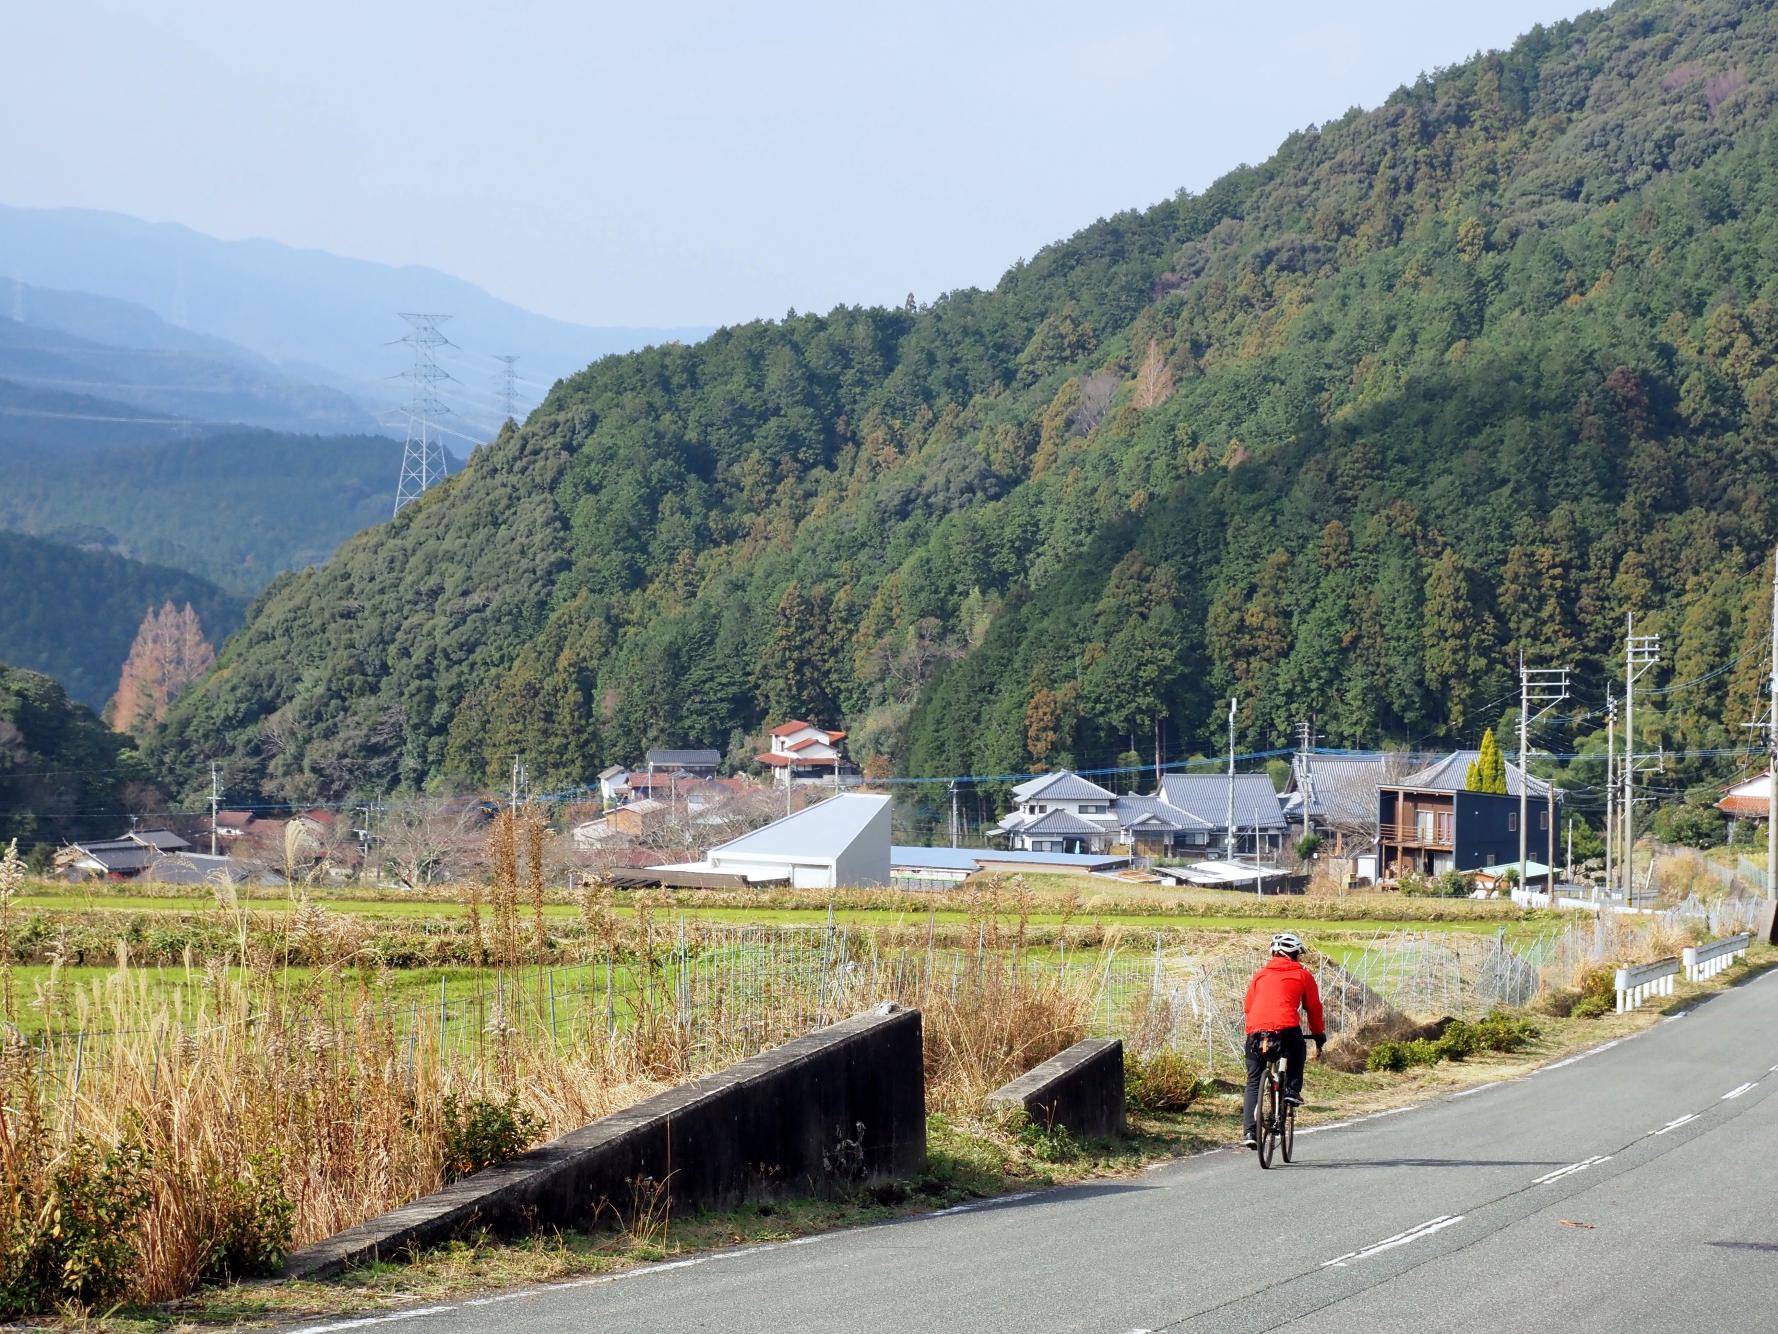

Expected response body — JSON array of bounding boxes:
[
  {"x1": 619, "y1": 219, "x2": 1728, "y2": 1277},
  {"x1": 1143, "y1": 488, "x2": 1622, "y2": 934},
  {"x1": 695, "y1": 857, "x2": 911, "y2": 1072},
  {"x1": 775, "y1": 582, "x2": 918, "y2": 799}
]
[{"x1": 1254, "y1": 1034, "x2": 1296, "y2": 1170}]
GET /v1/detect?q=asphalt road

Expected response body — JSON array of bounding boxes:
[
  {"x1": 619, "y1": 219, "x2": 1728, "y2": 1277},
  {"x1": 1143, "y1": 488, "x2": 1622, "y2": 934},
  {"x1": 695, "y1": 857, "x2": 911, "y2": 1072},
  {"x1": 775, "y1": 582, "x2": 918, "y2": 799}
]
[{"x1": 290, "y1": 970, "x2": 1778, "y2": 1334}]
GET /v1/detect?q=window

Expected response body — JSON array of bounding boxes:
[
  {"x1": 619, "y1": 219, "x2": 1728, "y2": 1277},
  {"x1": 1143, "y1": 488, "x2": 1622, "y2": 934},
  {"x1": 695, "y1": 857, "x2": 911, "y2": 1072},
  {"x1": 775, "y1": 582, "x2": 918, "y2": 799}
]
[
  {"x1": 1538, "y1": 811, "x2": 1548, "y2": 831},
  {"x1": 1508, "y1": 813, "x2": 1518, "y2": 832},
  {"x1": 1080, "y1": 803, "x2": 1108, "y2": 814}
]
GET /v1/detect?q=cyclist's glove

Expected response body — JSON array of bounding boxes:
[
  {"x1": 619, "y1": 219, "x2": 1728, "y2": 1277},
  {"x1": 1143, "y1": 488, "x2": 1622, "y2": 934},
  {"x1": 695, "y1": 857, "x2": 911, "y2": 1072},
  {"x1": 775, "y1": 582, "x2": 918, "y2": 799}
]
[{"x1": 1312, "y1": 1033, "x2": 1327, "y2": 1052}]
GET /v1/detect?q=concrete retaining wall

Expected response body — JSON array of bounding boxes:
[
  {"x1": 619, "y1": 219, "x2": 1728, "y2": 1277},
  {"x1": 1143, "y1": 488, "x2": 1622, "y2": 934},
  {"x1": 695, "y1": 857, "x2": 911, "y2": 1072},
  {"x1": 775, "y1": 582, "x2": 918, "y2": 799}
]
[
  {"x1": 282, "y1": 1004, "x2": 925, "y2": 1281},
  {"x1": 986, "y1": 1037, "x2": 1125, "y2": 1141}
]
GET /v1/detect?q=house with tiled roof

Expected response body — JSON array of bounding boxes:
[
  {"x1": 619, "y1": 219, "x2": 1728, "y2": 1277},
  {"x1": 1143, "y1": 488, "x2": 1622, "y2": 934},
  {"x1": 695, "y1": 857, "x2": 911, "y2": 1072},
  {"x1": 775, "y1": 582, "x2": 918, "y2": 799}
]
[
  {"x1": 1379, "y1": 750, "x2": 1561, "y2": 885},
  {"x1": 994, "y1": 770, "x2": 1287, "y2": 857},
  {"x1": 756, "y1": 721, "x2": 858, "y2": 787}
]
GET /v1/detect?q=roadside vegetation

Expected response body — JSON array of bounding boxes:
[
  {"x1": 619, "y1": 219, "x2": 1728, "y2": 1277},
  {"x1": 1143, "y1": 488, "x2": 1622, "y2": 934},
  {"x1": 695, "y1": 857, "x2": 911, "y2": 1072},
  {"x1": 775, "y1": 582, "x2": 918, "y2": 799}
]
[{"x1": 2, "y1": 827, "x2": 1769, "y2": 1324}]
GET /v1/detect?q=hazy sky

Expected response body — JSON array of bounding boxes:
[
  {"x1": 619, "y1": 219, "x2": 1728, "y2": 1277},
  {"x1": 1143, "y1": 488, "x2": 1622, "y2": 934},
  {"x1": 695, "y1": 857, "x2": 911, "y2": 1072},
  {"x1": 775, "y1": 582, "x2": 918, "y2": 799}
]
[{"x1": 1, "y1": 1, "x2": 1599, "y2": 329}]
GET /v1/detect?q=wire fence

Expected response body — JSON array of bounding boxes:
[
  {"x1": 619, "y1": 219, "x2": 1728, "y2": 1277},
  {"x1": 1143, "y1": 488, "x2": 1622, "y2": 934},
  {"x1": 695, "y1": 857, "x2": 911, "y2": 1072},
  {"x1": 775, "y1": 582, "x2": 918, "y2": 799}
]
[{"x1": 13, "y1": 892, "x2": 1765, "y2": 1094}]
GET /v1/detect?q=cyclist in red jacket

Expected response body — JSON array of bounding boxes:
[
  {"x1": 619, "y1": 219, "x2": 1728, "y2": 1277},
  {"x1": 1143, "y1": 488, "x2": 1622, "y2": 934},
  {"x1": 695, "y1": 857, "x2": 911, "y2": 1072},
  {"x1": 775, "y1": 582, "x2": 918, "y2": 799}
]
[{"x1": 1241, "y1": 932, "x2": 1327, "y2": 1149}]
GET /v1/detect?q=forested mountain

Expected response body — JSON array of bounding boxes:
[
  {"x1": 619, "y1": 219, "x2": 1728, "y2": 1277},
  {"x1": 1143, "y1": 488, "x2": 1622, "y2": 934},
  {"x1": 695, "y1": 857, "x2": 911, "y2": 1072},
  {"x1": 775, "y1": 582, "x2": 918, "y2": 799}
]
[
  {"x1": 0, "y1": 533, "x2": 242, "y2": 710},
  {"x1": 0, "y1": 429, "x2": 402, "y2": 592},
  {"x1": 151, "y1": 0, "x2": 1778, "y2": 809},
  {"x1": 0, "y1": 663, "x2": 151, "y2": 853}
]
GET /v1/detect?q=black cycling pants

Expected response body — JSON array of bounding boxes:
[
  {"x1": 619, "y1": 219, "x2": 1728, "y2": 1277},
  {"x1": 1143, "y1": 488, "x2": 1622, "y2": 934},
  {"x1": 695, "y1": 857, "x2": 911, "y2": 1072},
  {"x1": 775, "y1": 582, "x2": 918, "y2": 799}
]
[{"x1": 1242, "y1": 1028, "x2": 1306, "y2": 1134}]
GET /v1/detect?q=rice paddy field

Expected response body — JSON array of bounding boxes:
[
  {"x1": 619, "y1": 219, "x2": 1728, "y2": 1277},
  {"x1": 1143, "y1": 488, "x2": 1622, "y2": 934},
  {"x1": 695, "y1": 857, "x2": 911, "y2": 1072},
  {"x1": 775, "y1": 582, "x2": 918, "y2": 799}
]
[{"x1": 0, "y1": 829, "x2": 1687, "y2": 1315}]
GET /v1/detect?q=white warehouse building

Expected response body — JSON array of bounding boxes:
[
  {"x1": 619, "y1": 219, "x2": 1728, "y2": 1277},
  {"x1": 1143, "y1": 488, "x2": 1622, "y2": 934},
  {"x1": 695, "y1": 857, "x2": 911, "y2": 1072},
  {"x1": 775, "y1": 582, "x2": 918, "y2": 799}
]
[{"x1": 701, "y1": 792, "x2": 892, "y2": 889}]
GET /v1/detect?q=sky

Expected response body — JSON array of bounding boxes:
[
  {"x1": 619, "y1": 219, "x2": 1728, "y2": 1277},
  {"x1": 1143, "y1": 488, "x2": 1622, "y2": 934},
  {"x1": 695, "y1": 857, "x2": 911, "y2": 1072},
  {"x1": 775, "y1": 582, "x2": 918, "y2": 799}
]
[{"x1": 0, "y1": 0, "x2": 1602, "y2": 330}]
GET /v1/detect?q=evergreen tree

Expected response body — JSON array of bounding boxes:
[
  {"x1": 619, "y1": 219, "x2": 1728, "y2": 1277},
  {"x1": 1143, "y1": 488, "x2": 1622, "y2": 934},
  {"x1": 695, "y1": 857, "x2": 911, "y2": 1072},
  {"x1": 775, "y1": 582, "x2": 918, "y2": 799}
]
[{"x1": 1468, "y1": 728, "x2": 1508, "y2": 794}]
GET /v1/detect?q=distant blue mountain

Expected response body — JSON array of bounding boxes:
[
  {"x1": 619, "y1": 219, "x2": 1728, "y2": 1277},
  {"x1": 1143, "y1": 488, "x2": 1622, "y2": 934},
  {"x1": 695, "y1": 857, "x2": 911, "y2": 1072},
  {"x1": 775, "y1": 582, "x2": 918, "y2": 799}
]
[
  {"x1": 0, "y1": 299, "x2": 379, "y2": 436},
  {"x1": 0, "y1": 204, "x2": 712, "y2": 441}
]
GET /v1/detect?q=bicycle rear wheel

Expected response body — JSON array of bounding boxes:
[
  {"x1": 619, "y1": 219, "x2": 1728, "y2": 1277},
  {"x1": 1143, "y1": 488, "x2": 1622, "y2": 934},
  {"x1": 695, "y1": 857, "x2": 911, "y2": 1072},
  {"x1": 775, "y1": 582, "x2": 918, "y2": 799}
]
[
  {"x1": 1281, "y1": 1103, "x2": 1296, "y2": 1163},
  {"x1": 1257, "y1": 1076, "x2": 1277, "y2": 1169}
]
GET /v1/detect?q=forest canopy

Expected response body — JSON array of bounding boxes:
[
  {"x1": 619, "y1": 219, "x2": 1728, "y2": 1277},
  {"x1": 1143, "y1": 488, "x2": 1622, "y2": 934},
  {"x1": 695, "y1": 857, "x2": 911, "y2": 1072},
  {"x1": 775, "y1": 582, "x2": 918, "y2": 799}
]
[{"x1": 150, "y1": 0, "x2": 1778, "y2": 820}]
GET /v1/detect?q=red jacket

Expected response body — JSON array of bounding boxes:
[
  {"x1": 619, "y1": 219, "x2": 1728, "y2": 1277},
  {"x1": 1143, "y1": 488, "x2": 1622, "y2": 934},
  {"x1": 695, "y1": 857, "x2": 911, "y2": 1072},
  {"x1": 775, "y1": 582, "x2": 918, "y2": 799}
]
[{"x1": 1244, "y1": 955, "x2": 1326, "y2": 1036}]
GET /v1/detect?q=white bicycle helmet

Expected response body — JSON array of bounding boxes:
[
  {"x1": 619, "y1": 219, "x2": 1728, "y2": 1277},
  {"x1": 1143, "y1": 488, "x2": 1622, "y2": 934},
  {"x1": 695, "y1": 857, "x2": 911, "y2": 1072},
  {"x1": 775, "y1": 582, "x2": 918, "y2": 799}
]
[{"x1": 1269, "y1": 932, "x2": 1304, "y2": 957}]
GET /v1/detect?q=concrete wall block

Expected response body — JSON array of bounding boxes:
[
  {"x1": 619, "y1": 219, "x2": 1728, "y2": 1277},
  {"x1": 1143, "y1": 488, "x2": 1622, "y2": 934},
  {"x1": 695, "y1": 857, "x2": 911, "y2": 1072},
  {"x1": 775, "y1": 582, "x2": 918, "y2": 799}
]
[
  {"x1": 282, "y1": 1005, "x2": 925, "y2": 1282},
  {"x1": 986, "y1": 1037, "x2": 1126, "y2": 1141}
]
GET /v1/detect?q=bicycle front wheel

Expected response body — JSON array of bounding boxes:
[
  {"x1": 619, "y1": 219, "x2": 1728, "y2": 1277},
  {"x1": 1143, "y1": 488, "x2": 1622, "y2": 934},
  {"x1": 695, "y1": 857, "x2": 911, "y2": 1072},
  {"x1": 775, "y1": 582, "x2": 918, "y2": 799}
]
[{"x1": 1257, "y1": 1078, "x2": 1277, "y2": 1169}]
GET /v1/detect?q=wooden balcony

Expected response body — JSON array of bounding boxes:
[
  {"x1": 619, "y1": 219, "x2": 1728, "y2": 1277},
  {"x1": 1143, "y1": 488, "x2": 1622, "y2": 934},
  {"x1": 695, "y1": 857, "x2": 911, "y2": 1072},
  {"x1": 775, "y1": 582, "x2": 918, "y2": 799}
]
[{"x1": 1381, "y1": 820, "x2": 1454, "y2": 849}]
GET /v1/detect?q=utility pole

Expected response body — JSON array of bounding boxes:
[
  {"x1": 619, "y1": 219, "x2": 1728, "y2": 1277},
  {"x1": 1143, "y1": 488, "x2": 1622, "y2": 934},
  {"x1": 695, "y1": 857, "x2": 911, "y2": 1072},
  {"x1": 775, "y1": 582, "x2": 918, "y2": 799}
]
[
  {"x1": 1547, "y1": 773, "x2": 1556, "y2": 897},
  {"x1": 949, "y1": 781, "x2": 959, "y2": 849},
  {"x1": 510, "y1": 756, "x2": 524, "y2": 816},
  {"x1": 1566, "y1": 816, "x2": 1573, "y2": 886},
  {"x1": 1623, "y1": 615, "x2": 1661, "y2": 904},
  {"x1": 1605, "y1": 690, "x2": 1615, "y2": 904},
  {"x1": 1225, "y1": 697, "x2": 1237, "y2": 860},
  {"x1": 391, "y1": 313, "x2": 454, "y2": 516},
  {"x1": 209, "y1": 761, "x2": 221, "y2": 857},
  {"x1": 1295, "y1": 719, "x2": 1313, "y2": 851},
  {"x1": 1518, "y1": 654, "x2": 1569, "y2": 899},
  {"x1": 1768, "y1": 544, "x2": 1777, "y2": 900}
]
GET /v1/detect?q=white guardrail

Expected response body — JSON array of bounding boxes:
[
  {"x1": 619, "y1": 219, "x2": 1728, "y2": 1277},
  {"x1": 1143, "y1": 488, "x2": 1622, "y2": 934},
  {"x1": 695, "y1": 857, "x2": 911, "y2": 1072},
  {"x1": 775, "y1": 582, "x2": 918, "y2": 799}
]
[
  {"x1": 1615, "y1": 957, "x2": 1678, "y2": 1013},
  {"x1": 1682, "y1": 933, "x2": 1750, "y2": 983}
]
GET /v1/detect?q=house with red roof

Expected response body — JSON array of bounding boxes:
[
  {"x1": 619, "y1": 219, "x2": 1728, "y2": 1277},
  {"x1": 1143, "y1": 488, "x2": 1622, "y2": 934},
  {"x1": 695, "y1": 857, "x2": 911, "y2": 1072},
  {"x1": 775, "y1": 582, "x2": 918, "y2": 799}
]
[{"x1": 756, "y1": 720, "x2": 859, "y2": 787}]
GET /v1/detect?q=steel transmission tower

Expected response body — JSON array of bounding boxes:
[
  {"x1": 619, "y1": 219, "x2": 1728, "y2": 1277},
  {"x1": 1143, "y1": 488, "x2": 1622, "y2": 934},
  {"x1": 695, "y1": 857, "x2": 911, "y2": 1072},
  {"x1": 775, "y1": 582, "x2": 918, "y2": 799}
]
[
  {"x1": 494, "y1": 354, "x2": 520, "y2": 420},
  {"x1": 392, "y1": 313, "x2": 454, "y2": 516}
]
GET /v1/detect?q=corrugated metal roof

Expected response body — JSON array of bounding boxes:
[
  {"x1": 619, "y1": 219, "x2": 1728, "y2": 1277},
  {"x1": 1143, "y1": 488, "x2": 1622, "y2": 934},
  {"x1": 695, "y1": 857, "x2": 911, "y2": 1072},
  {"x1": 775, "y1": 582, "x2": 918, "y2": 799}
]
[
  {"x1": 710, "y1": 793, "x2": 889, "y2": 862},
  {"x1": 132, "y1": 829, "x2": 191, "y2": 851},
  {"x1": 890, "y1": 846, "x2": 1131, "y2": 871},
  {"x1": 1157, "y1": 774, "x2": 1287, "y2": 829},
  {"x1": 644, "y1": 749, "x2": 721, "y2": 768}
]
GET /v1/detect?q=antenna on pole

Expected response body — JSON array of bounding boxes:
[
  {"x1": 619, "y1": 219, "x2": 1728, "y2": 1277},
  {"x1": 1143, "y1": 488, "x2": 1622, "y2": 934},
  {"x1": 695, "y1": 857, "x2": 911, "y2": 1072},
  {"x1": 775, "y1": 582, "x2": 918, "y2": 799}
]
[
  {"x1": 392, "y1": 313, "x2": 455, "y2": 516},
  {"x1": 493, "y1": 354, "x2": 520, "y2": 421}
]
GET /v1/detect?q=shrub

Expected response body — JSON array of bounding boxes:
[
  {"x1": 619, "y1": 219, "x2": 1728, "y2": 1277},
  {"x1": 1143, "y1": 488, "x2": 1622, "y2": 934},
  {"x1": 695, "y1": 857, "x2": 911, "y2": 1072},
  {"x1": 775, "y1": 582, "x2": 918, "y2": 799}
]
[
  {"x1": 1572, "y1": 965, "x2": 1616, "y2": 1020},
  {"x1": 0, "y1": 1136, "x2": 152, "y2": 1317},
  {"x1": 1124, "y1": 1047, "x2": 1202, "y2": 1113},
  {"x1": 440, "y1": 1093, "x2": 545, "y2": 1183},
  {"x1": 1434, "y1": 1020, "x2": 1483, "y2": 1060},
  {"x1": 1472, "y1": 1010, "x2": 1540, "y2": 1053},
  {"x1": 1013, "y1": 1115, "x2": 1080, "y2": 1163},
  {"x1": 1365, "y1": 1038, "x2": 1442, "y2": 1072},
  {"x1": 197, "y1": 1154, "x2": 296, "y2": 1281}
]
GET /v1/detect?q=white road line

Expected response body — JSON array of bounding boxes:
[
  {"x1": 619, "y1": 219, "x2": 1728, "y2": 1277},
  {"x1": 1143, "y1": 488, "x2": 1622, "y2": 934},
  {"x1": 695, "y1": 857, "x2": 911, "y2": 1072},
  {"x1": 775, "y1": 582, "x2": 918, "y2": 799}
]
[
  {"x1": 1532, "y1": 1155, "x2": 1612, "y2": 1185},
  {"x1": 930, "y1": 1191, "x2": 1040, "y2": 1217},
  {"x1": 1451, "y1": 1082, "x2": 1503, "y2": 1099},
  {"x1": 287, "y1": 1232, "x2": 844, "y2": 1333},
  {"x1": 1295, "y1": 1105, "x2": 1421, "y2": 1138},
  {"x1": 1722, "y1": 1082, "x2": 1756, "y2": 1100},
  {"x1": 1321, "y1": 1215, "x2": 1464, "y2": 1267},
  {"x1": 1544, "y1": 1039, "x2": 1623, "y2": 1073},
  {"x1": 1651, "y1": 1113, "x2": 1698, "y2": 1136}
]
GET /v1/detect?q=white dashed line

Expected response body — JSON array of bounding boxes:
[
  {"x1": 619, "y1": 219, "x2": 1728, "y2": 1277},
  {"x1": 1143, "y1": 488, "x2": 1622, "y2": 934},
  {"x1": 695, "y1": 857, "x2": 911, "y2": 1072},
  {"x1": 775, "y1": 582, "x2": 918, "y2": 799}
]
[
  {"x1": 1532, "y1": 1155, "x2": 1612, "y2": 1185},
  {"x1": 1650, "y1": 1113, "x2": 1698, "y2": 1136},
  {"x1": 1721, "y1": 1082, "x2": 1756, "y2": 1101},
  {"x1": 1321, "y1": 1215, "x2": 1464, "y2": 1267}
]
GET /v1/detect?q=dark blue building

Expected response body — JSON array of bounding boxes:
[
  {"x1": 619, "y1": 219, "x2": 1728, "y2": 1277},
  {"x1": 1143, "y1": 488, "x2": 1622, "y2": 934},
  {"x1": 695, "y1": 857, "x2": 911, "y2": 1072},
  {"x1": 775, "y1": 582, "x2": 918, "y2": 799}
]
[{"x1": 1379, "y1": 752, "x2": 1560, "y2": 887}]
